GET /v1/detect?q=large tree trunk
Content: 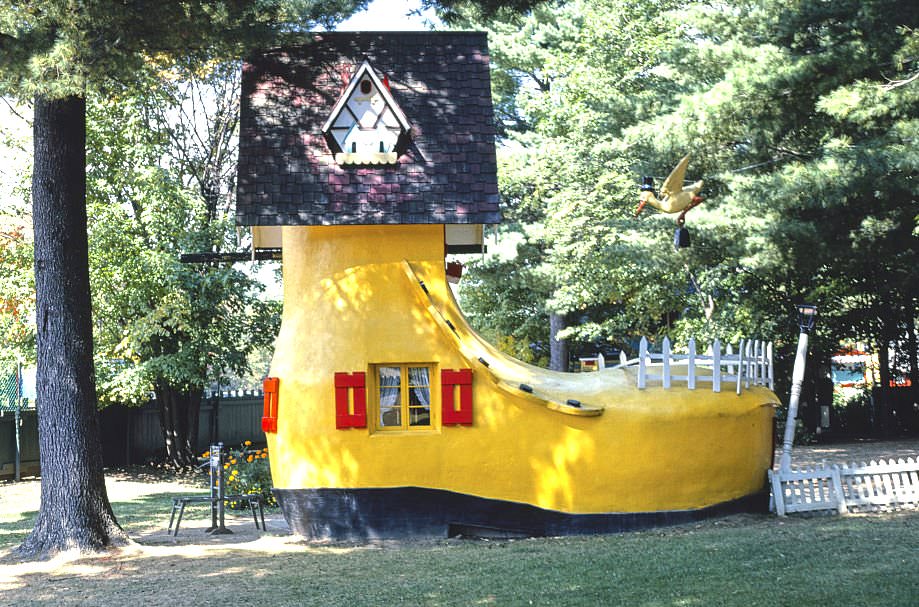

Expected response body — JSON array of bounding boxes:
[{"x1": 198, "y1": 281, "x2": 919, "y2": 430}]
[
  {"x1": 549, "y1": 312, "x2": 569, "y2": 372},
  {"x1": 16, "y1": 96, "x2": 128, "y2": 558},
  {"x1": 155, "y1": 382, "x2": 203, "y2": 469}
]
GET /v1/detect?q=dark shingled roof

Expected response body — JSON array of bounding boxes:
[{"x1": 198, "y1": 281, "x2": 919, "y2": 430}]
[{"x1": 236, "y1": 32, "x2": 502, "y2": 226}]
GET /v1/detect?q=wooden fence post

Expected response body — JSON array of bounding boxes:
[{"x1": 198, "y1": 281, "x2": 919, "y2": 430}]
[
  {"x1": 736, "y1": 339, "x2": 745, "y2": 395},
  {"x1": 745, "y1": 340, "x2": 754, "y2": 388},
  {"x1": 687, "y1": 338, "x2": 696, "y2": 390},
  {"x1": 662, "y1": 337, "x2": 671, "y2": 389},
  {"x1": 712, "y1": 339, "x2": 721, "y2": 393},
  {"x1": 638, "y1": 337, "x2": 648, "y2": 389},
  {"x1": 767, "y1": 342, "x2": 775, "y2": 390}
]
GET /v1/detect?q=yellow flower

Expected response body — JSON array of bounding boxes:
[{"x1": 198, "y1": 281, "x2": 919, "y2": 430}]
[
  {"x1": 223, "y1": 463, "x2": 230, "y2": 469},
  {"x1": 244, "y1": 440, "x2": 252, "y2": 446},
  {"x1": 260, "y1": 453, "x2": 268, "y2": 459},
  {"x1": 229, "y1": 458, "x2": 237, "y2": 465},
  {"x1": 247, "y1": 455, "x2": 254, "y2": 463},
  {"x1": 202, "y1": 451, "x2": 209, "y2": 458}
]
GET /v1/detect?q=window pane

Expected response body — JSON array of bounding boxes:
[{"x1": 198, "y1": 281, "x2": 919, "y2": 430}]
[
  {"x1": 408, "y1": 367, "x2": 430, "y2": 426},
  {"x1": 408, "y1": 406, "x2": 430, "y2": 426},
  {"x1": 379, "y1": 366, "x2": 401, "y2": 427},
  {"x1": 380, "y1": 404, "x2": 401, "y2": 427}
]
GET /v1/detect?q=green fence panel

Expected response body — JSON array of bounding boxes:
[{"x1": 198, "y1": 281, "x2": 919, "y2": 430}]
[{"x1": 0, "y1": 363, "x2": 19, "y2": 412}]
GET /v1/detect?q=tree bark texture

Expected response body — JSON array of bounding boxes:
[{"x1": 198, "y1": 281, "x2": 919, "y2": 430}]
[
  {"x1": 16, "y1": 96, "x2": 128, "y2": 558},
  {"x1": 155, "y1": 382, "x2": 203, "y2": 468},
  {"x1": 549, "y1": 312, "x2": 569, "y2": 372}
]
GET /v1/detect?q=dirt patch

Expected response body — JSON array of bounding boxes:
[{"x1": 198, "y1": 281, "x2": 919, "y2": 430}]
[{"x1": 774, "y1": 438, "x2": 919, "y2": 469}]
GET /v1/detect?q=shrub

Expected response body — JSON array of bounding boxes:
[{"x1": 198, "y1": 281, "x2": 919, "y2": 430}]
[{"x1": 211, "y1": 440, "x2": 276, "y2": 508}]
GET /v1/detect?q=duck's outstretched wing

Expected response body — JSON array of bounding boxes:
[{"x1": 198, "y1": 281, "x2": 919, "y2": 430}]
[{"x1": 660, "y1": 154, "x2": 690, "y2": 198}]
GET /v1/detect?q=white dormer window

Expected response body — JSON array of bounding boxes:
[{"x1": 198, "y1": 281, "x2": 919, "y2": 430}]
[{"x1": 322, "y1": 61, "x2": 411, "y2": 165}]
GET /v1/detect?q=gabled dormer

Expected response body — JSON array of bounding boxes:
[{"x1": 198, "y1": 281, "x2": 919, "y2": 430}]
[
  {"x1": 321, "y1": 60, "x2": 411, "y2": 165},
  {"x1": 237, "y1": 32, "x2": 502, "y2": 228}
]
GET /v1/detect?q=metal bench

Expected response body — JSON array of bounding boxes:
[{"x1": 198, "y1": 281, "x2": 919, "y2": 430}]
[
  {"x1": 167, "y1": 493, "x2": 266, "y2": 537},
  {"x1": 167, "y1": 442, "x2": 268, "y2": 537}
]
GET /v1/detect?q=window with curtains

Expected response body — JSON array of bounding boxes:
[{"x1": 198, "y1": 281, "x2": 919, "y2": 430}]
[{"x1": 373, "y1": 364, "x2": 434, "y2": 431}]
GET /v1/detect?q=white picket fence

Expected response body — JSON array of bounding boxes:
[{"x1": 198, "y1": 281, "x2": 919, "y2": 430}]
[
  {"x1": 769, "y1": 457, "x2": 919, "y2": 516},
  {"x1": 617, "y1": 337, "x2": 774, "y2": 394}
]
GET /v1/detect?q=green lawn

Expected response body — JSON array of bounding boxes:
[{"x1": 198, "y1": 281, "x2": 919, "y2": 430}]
[{"x1": 1, "y1": 476, "x2": 917, "y2": 606}]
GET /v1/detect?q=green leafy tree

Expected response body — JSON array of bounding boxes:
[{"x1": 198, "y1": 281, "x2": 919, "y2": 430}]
[
  {"x1": 0, "y1": 0, "x2": 547, "y2": 561},
  {"x1": 0, "y1": 104, "x2": 35, "y2": 363},
  {"x1": 0, "y1": 0, "x2": 367, "y2": 559},
  {"x1": 453, "y1": 0, "x2": 918, "y2": 409},
  {"x1": 450, "y1": 0, "x2": 700, "y2": 365},
  {"x1": 625, "y1": 0, "x2": 919, "y2": 398},
  {"x1": 87, "y1": 66, "x2": 279, "y2": 469}
]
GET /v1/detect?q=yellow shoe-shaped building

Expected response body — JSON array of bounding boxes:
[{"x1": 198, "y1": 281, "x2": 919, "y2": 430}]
[{"x1": 263, "y1": 224, "x2": 777, "y2": 540}]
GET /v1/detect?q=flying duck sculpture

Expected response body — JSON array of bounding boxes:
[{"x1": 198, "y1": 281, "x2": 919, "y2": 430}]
[{"x1": 635, "y1": 154, "x2": 704, "y2": 225}]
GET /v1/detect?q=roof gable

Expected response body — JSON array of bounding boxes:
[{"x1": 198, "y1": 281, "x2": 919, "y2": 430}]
[
  {"x1": 321, "y1": 61, "x2": 411, "y2": 165},
  {"x1": 236, "y1": 32, "x2": 501, "y2": 226}
]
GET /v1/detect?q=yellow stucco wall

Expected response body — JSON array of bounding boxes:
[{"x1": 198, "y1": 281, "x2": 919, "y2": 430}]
[{"x1": 267, "y1": 223, "x2": 777, "y2": 514}]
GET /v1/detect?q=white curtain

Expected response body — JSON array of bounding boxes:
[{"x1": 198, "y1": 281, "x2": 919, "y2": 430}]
[
  {"x1": 409, "y1": 367, "x2": 430, "y2": 407},
  {"x1": 378, "y1": 367, "x2": 401, "y2": 426},
  {"x1": 379, "y1": 367, "x2": 401, "y2": 406}
]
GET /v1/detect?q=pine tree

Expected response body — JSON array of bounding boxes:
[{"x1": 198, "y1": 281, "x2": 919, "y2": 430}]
[
  {"x1": 0, "y1": 0, "x2": 364, "y2": 559},
  {"x1": 1, "y1": 0, "x2": 544, "y2": 562}
]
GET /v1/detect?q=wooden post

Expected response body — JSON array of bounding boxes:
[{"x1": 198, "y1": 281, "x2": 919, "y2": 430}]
[
  {"x1": 770, "y1": 469, "x2": 786, "y2": 516},
  {"x1": 829, "y1": 466, "x2": 844, "y2": 514},
  {"x1": 712, "y1": 339, "x2": 721, "y2": 393},
  {"x1": 638, "y1": 337, "x2": 648, "y2": 389},
  {"x1": 687, "y1": 338, "x2": 696, "y2": 390},
  {"x1": 14, "y1": 361, "x2": 21, "y2": 482},
  {"x1": 736, "y1": 339, "x2": 745, "y2": 395},
  {"x1": 662, "y1": 337, "x2": 671, "y2": 389},
  {"x1": 779, "y1": 328, "x2": 811, "y2": 472},
  {"x1": 745, "y1": 340, "x2": 754, "y2": 388},
  {"x1": 767, "y1": 342, "x2": 775, "y2": 390}
]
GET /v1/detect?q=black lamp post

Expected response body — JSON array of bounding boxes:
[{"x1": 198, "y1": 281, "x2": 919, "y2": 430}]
[{"x1": 778, "y1": 303, "x2": 818, "y2": 471}]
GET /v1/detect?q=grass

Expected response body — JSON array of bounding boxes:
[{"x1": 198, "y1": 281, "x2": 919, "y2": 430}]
[{"x1": 1, "y1": 472, "x2": 918, "y2": 606}]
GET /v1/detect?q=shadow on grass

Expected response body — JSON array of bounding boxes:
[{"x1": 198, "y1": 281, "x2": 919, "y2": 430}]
[
  {"x1": 104, "y1": 465, "x2": 209, "y2": 485},
  {"x1": 0, "y1": 513, "x2": 917, "y2": 606},
  {"x1": 0, "y1": 509, "x2": 36, "y2": 552},
  {"x1": 0, "y1": 490, "x2": 217, "y2": 553}
]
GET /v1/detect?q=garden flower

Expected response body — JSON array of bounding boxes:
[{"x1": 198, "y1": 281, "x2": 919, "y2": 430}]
[{"x1": 244, "y1": 440, "x2": 252, "y2": 446}]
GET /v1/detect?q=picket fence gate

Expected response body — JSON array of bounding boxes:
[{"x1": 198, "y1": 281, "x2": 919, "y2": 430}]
[
  {"x1": 769, "y1": 457, "x2": 919, "y2": 516},
  {"x1": 616, "y1": 337, "x2": 774, "y2": 395}
]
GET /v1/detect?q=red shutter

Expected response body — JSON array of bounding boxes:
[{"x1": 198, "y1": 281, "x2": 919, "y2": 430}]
[
  {"x1": 261, "y1": 377, "x2": 280, "y2": 433},
  {"x1": 334, "y1": 372, "x2": 367, "y2": 429},
  {"x1": 442, "y1": 369, "x2": 473, "y2": 425}
]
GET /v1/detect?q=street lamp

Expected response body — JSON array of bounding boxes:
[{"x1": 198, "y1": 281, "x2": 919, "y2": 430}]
[
  {"x1": 778, "y1": 303, "x2": 818, "y2": 472},
  {"x1": 797, "y1": 303, "x2": 817, "y2": 333}
]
